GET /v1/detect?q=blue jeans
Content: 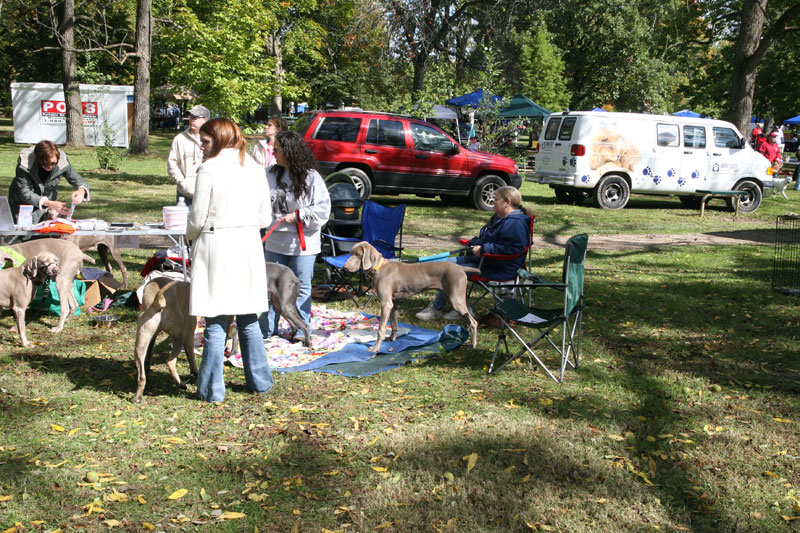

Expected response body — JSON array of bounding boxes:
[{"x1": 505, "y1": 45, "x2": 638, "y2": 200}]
[
  {"x1": 433, "y1": 255, "x2": 479, "y2": 310},
  {"x1": 259, "y1": 251, "x2": 316, "y2": 338},
  {"x1": 196, "y1": 314, "x2": 274, "y2": 403}
]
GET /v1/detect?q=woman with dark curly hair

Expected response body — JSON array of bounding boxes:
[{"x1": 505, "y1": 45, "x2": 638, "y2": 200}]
[{"x1": 260, "y1": 130, "x2": 331, "y2": 341}]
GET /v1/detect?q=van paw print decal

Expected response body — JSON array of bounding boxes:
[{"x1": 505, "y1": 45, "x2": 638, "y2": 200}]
[
  {"x1": 580, "y1": 175, "x2": 591, "y2": 185},
  {"x1": 678, "y1": 176, "x2": 686, "y2": 187},
  {"x1": 653, "y1": 175, "x2": 662, "y2": 185},
  {"x1": 666, "y1": 168, "x2": 676, "y2": 178},
  {"x1": 691, "y1": 170, "x2": 700, "y2": 179},
  {"x1": 642, "y1": 166, "x2": 652, "y2": 176},
  {"x1": 570, "y1": 157, "x2": 576, "y2": 167}
]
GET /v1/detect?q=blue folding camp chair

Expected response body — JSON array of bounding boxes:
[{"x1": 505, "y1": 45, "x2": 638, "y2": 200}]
[
  {"x1": 488, "y1": 233, "x2": 588, "y2": 382},
  {"x1": 321, "y1": 201, "x2": 405, "y2": 306}
]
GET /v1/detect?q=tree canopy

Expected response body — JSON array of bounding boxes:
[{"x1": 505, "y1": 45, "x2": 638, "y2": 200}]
[{"x1": 2, "y1": 0, "x2": 799, "y2": 128}]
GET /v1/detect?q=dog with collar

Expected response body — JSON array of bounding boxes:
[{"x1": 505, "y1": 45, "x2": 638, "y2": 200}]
[
  {"x1": 343, "y1": 241, "x2": 479, "y2": 353},
  {"x1": 0, "y1": 252, "x2": 60, "y2": 347}
]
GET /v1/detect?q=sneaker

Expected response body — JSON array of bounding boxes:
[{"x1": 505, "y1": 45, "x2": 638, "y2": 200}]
[
  {"x1": 415, "y1": 304, "x2": 442, "y2": 321},
  {"x1": 442, "y1": 308, "x2": 468, "y2": 320}
]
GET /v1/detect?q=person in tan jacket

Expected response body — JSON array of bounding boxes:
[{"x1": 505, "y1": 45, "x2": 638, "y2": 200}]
[{"x1": 167, "y1": 104, "x2": 210, "y2": 205}]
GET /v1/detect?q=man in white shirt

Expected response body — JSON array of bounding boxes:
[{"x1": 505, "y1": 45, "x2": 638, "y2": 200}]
[{"x1": 167, "y1": 104, "x2": 210, "y2": 206}]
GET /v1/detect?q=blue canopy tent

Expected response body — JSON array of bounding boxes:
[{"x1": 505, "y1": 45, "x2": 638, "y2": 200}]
[
  {"x1": 590, "y1": 107, "x2": 607, "y2": 112},
  {"x1": 674, "y1": 109, "x2": 702, "y2": 118},
  {"x1": 783, "y1": 115, "x2": 800, "y2": 125},
  {"x1": 497, "y1": 94, "x2": 552, "y2": 119},
  {"x1": 445, "y1": 89, "x2": 502, "y2": 108}
]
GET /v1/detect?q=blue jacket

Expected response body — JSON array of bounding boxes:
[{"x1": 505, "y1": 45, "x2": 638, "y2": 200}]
[{"x1": 468, "y1": 209, "x2": 531, "y2": 280}]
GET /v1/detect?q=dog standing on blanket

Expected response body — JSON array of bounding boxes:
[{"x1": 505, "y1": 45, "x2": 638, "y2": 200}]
[{"x1": 343, "y1": 241, "x2": 479, "y2": 353}]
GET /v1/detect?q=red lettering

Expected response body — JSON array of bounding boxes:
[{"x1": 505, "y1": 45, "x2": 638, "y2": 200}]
[{"x1": 40, "y1": 100, "x2": 98, "y2": 115}]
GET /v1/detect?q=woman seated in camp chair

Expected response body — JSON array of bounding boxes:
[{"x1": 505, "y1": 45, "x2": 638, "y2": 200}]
[{"x1": 415, "y1": 186, "x2": 531, "y2": 321}]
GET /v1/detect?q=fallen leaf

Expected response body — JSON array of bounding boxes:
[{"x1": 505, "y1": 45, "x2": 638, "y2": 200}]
[
  {"x1": 219, "y1": 511, "x2": 246, "y2": 519},
  {"x1": 463, "y1": 453, "x2": 479, "y2": 473},
  {"x1": 0, "y1": 495, "x2": 12, "y2": 502},
  {"x1": 167, "y1": 488, "x2": 188, "y2": 500},
  {"x1": 103, "y1": 519, "x2": 120, "y2": 527},
  {"x1": 607, "y1": 434, "x2": 624, "y2": 441},
  {"x1": 50, "y1": 424, "x2": 65, "y2": 432},
  {"x1": 141, "y1": 523, "x2": 156, "y2": 530}
]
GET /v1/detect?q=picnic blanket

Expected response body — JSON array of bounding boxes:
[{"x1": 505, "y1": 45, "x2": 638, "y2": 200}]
[{"x1": 193, "y1": 304, "x2": 469, "y2": 377}]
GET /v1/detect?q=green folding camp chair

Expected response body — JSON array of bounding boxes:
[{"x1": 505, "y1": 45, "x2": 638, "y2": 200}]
[{"x1": 488, "y1": 234, "x2": 588, "y2": 381}]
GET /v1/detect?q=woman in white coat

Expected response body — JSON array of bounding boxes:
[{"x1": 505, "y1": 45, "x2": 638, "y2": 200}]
[{"x1": 187, "y1": 118, "x2": 274, "y2": 403}]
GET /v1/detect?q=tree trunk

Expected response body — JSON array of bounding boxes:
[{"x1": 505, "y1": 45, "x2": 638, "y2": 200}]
[
  {"x1": 725, "y1": 0, "x2": 767, "y2": 135},
  {"x1": 412, "y1": 54, "x2": 427, "y2": 94},
  {"x1": 61, "y1": 0, "x2": 85, "y2": 147},
  {"x1": 270, "y1": 31, "x2": 283, "y2": 116},
  {"x1": 129, "y1": 0, "x2": 152, "y2": 155}
]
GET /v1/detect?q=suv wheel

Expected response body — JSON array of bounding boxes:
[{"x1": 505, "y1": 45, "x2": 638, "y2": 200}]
[
  {"x1": 341, "y1": 168, "x2": 372, "y2": 200},
  {"x1": 471, "y1": 175, "x2": 504, "y2": 211}
]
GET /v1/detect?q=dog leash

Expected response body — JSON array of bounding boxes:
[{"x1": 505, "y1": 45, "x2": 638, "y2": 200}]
[{"x1": 262, "y1": 211, "x2": 306, "y2": 251}]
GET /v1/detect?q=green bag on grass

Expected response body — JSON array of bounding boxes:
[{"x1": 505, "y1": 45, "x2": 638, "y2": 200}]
[{"x1": 31, "y1": 279, "x2": 86, "y2": 316}]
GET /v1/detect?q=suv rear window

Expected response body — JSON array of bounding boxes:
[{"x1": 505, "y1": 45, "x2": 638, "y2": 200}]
[
  {"x1": 544, "y1": 118, "x2": 561, "y2": 140},
  {"x1": 366, "y1": 119, "x2": 406, "y2": 147},
  {"x1": 558, "y1": 117, "x2": 577, "y2": 140},
  {"x1": 313, "y1": 116, "x2": 361, "y2": 142}
]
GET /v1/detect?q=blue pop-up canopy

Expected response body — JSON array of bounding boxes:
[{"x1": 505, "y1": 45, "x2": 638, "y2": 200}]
[
  {"x1": 784, "y1": 115, "x2": 800, "y2": 125},
  {"x1": 445, "y1": 89, "x2": 502, "y2": 108},
  {"x1": 674, "y1": 109, "x2": 702, "y2": 118},
  {"x1": 590, "y1": 107, "x2": 607, "y2": 112}
]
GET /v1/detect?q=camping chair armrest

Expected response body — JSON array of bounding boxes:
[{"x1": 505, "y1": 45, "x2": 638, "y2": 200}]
[
  {"x1": 482, "y1": 249, "x2": 526, "y2": 261},
  {"x1": 458, "y1": 238, "x2": 470, "y2": 246},
  {"x1": 516, "y1": 270, "x2": 566, "y2": 290},
  {"x1": 321, "y1": 233, "x2": 360, "y2": 243}
]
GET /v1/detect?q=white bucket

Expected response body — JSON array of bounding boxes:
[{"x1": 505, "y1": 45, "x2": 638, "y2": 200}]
[{"x1": 163, "y1": 205, "x2": 188, "y2": 231}]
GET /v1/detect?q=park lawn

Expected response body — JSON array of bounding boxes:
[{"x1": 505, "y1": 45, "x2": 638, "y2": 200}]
[{"x1": 1, "y1": 117, "x2": 800, "y2": 530}]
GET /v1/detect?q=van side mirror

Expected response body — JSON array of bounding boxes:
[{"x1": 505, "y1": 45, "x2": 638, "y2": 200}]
[{"x1": 739, "y1": 137, "x2": 747, "y2": 149}]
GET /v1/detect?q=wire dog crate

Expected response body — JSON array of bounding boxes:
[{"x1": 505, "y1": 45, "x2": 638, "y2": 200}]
[{"x1": 772, "y1": 215, "x2": 800, "y2": 296}]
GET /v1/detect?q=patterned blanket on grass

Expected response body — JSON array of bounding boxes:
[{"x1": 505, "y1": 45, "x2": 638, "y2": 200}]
[{"x1": 193, "y1": 304, "x2": 469, "y2": 377}]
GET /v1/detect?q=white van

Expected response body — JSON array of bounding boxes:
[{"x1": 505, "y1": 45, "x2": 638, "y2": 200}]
[{"x1": 532, "y1": 111, "x2": 775, "y2": 212}]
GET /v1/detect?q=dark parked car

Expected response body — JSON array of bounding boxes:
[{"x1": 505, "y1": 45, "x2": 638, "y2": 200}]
[{"x1": 292, "y1": 110, "x2": 522, "y2": 210}]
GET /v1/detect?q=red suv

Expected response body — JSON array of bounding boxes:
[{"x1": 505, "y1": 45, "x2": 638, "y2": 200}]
[{"x1": 292, "y1": 110, "x2": 522, "y2": 210}]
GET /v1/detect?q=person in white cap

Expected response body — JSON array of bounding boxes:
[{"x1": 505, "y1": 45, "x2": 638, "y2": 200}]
[{"x1": 167, "y1": 104, "x2": 210, "y2": 205}]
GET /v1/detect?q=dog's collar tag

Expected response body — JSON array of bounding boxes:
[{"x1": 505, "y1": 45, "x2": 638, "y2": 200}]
[{"x1": 366, "y1": 257, "x2": 387, "y2": 277}]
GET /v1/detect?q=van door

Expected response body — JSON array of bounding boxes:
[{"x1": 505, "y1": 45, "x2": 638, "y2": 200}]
[
  {"x1": 536, "y1": 117, "x2": 562, "y2": 173},
  {"x1": 363, "y1": 118, "x2": 411, "y2": 191},
  {"x1": 709, "y1": 126, "x2": 750, "y2": 189},
  {"x1": 680, "y1": 124, "x2": 710, "y2": 191},
  {"x1": 647, "y1": 123, "x2": 681, "y2": 192}
]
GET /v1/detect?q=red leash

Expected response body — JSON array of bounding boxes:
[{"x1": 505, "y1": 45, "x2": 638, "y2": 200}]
[{"x1": 261, "y1": 210, "x2": 306, "y2": 251}]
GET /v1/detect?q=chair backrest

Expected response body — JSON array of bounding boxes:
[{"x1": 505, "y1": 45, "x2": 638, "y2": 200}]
[
  {"x1": 562, "y1": 233, "x2": 588, "y2": 314},
  {"x1": 524, "y1": 214, "x2": 536, "y2": 270},
  {"x1": 362, "y1": 201, "x2": 406, "y2": 258}
]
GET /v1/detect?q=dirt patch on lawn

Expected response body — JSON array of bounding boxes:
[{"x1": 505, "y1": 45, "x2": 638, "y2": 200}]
[{"x1": 404, "y1": 229, "x2": 776, "y2": 252}]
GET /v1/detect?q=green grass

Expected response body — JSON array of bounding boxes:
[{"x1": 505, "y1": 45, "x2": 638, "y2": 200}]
[{"x1": 1, "y1": 118, "x2": 800, "y2": 531}]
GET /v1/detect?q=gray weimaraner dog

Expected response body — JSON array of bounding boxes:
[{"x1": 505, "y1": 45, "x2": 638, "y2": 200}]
[
  {"x1": 11, "y1": 239, "x2": 95, "y2": 333},
  {"x1": 133, "y1": 278, "x2": 198, "y2": 403},
  {"x1": 133, "y1": 262, "x2": 309, "y2": 402},
  {"x1": 0, "y1": 252, "x2": 60, "y2": 346},
  {"x1": 64, "y1": 235, "x2": 128, "y2": 288},
  {"x1": 343, "y1": 241, "x2": 479, "y2": 353}
]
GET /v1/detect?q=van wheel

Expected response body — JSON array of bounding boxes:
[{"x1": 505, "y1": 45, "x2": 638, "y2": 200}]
[
  {"x1": 727, "y1": 180, "x2": 762, "y2": 213},
  {"x1": 341, "y1": 168, "x2": 372, "y2": 200},
  {"x1": 471, "y1": 175, "x2": 504, "y2": 211},
  {"x1": 554, "y1": 186, "x2": 587, "y2": 205},
  {"x1": 594, "y1": 175, "x2": 630, "y2": 210}
]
